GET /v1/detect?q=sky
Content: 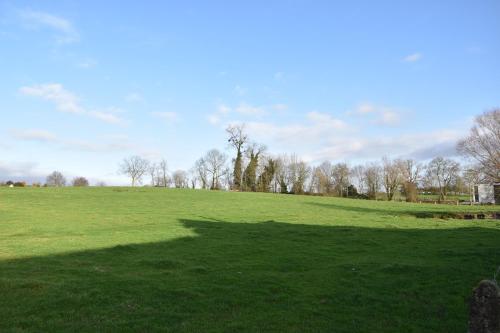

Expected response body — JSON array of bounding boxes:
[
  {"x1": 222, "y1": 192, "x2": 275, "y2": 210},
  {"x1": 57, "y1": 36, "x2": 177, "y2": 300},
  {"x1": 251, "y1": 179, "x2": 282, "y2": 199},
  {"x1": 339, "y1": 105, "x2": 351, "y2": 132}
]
[{"x1": 0, "y1": 0, "x2": 499, "y2": 185}]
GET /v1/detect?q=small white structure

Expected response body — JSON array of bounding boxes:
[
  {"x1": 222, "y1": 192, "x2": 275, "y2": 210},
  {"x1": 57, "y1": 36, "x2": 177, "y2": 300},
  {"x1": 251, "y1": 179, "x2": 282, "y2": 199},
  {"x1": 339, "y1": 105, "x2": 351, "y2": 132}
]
[
  {"x1": 474, "y1": 183, "x2": 499, "y2": 204},
  {"x1": 8, "y1": 184, "x2": 13, "y2": 188}
]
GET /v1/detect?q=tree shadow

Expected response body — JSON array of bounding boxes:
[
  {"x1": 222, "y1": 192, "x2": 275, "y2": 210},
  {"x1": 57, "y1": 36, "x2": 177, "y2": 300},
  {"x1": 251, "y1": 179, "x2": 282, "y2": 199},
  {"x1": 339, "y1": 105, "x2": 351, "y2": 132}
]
[
  {"x1": 1, "y1": 219, "x2": 499, "y2": 332},
  {"x1": 305, "y1": 201, "x2": 498, "y2": 219}
]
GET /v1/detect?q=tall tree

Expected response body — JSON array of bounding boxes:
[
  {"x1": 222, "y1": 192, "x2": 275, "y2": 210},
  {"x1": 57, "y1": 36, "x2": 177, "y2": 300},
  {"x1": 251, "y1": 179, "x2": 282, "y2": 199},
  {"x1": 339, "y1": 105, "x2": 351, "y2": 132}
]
[
  {"x1": 257, "y1": 158, "x2": 277, "y2": 192},
  {"x1": 332, "y1": 163, "x2": 350, "y2": 197},
  {"x1": 398, "y1": 159, "x2": 422, "y2": 202},
  {"x1": 72, "y1": 177, "x2": 89, "y2": 187},
  {"x1": 226, "y1": 124, "x2": 248, "y2": 190},
  {"x1": 242, "y1": 143, "x2": 265, "y2": 192},
  {"x1": 426, "y1": 156, "x2": 460, "y2": 200},
  {"x1": 288, "y1": 154, "x2": 310, "y2": 194},
  {"x1": 364, "y1": 163, "x2": 381, "y2": 199},
  {"x1": 46, "y1": 171, "x2": 66, "y2": 187},
  {"x1": 119, "y1": 156, "x2": 150, "y2": 186},
  {"x1": 157, "y1": 159, "x2": 169, "y2": 187},
  {"x1": 202, "y1": 149, "x2": 228, "y2": 190},
  {"x1": 382, "y1": 157, "x2": 402, "y2": 201},
  {"x1": 457, "y1": 108, "x2": 500, "y2": 182}
]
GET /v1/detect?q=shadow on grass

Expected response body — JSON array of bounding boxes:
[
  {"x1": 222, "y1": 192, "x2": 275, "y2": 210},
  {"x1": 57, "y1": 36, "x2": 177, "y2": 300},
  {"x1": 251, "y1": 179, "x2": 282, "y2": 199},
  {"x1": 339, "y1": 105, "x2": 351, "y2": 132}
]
[
  {"x1": 1, "y1": 219, "x2": 499, "y2": 332},
  {"x1": 306, "y1": 201, "x2": 498, "y2": 219}
]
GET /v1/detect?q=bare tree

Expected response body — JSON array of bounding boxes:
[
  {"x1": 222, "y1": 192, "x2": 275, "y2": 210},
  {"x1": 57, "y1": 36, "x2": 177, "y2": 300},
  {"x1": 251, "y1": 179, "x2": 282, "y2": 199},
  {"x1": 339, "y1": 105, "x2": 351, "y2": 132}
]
[
  {"x1": 172, "y1": 170, "x2": 189, "y2": 188},
  {"x1": 201, "y1": 149, "x2": 228, "y2": 190},
  {"x1": 382, "y1": 157, "x2": 402, "y2": 201},
  {"x1": 194, "y1": 158, "x2": 209, "y2": 189},
  {"x1": 226, "y1": 124, "x2": 248, "y2": 190},
  {"x1": 462, "y1": 165, "x2": 482, "y2": 204},
  {"x1": 148, "y1": 162, "x2": 158, "y2": 186},
  {"x1": 364, "y1": 163, "x2": 381, "y2": 199},
  {"x1": 46, "y1": 171, "x2": 66, "y2": 187},
  {"x1": 119, "y1": 156, "x2": 150, "y2": 186},
  {"x1": 426, "y1": 156, "x2": 460, "y2": 200},
  {"x1": 332, "y1": 163, "x2": 350, "y2": 197},
  {"x1": 157, "y1": 159, "x2": 169, "y2": 187},
  {"x1": 288, "y1": 154, "x2": 310, "y2": 194},
  {"x1": 397, "y1": 159, "x2": 422, "y2": 202},
  {"x1": 351, "y1": 165, "x2": 366, "y2": 194},
  {"x1": 457, "y1": 109, "x2": 500, "y2": 182},
  {"x1": 72, "y1": 177, "x2": 89, "y2": 187},
  {"x1": 274, "y1": 155, "x2": 290, "y2": 193}
]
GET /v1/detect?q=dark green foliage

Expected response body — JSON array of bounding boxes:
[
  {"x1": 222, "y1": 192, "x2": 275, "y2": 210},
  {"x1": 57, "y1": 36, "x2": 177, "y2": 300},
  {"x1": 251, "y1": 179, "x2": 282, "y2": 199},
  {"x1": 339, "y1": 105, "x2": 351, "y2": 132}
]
[
  {"x1": 257, "y1": 159, "x2": 276, "y2": 192},
  {"x1": 243, "y1": 150, "x2": 260, "y2": 192},
  {"x1": 233, "y1": 150, "x2": 242, "y2": 190}
]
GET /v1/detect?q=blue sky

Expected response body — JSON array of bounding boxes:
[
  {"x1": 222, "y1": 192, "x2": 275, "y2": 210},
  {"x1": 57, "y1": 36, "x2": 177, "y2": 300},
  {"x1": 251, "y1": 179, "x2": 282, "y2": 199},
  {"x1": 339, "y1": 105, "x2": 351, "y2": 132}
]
[{"x1": 1, "y1": 0, "x2": 499, "y2": 184}]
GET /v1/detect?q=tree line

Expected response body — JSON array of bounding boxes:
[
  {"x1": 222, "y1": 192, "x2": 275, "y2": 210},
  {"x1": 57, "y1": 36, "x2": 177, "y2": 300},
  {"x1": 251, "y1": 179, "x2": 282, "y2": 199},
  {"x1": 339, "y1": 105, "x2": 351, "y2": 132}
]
[
  {"x1": 116, "y1": 109, "x2": 498, "y2": 202},
  {"x1": 3, "y1": 108, "x2": 498, "y2": 201}
]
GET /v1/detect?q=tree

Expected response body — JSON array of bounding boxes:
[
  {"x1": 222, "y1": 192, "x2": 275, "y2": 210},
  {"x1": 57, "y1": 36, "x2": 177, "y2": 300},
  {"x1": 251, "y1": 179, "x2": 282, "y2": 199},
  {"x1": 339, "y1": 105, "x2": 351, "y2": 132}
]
[
  {"x1": 313, "y1": 161, "x2": 334, "y2": 194},
  {"x1": 426, "y1": 156, "x2": 460, "y2": 200},
  {"x1": 194, "y1": 158, "x2": 209, "y2": 189},
  {"x1": 288, "y1": 154, "x2": 310, "y2": 194},
  {"x1": 157, "y1": 159, "x2": 169, "y2": 187},
  {"x1": 363, "y1": 163, "x2": 381, "y2": 199},
  {"x1": 72, "y1": 177, "x2": 89, "y2": 187},
  {"x1": 201, "y1": 149, "x2": 227, "y2": 190},
  {"x1": 242, "y1": 143, "x2": 265, "y2": 191},
  {"x1": 332, "y1": 163, "x2": 350, "y2": 197},
  {"x1": 381, "y1": 157, "x2": 402, "y2": 201},
  {"x1": 172, "y1": 170, "x2": 189, "y2": 188},
  {"x1": 119, "y1": 156, "x2": 150, "y2": 186},
  {"x1": 148, "y1": 162, "x2": 158, "y2": 186},
  {"x1": 257, "y1": 157, "x2": 277, "y2": 192},
  {"x1": 457, "y1": 109, "x2": 500, "y2": 182},
  {"x1": 275, "y1": 155, "x2": 290, "y2": 193},
  {"x1": 398, "y1": 159, "x2": 422, "y2": 202},
  {"x1": 46, "y1": 171, "x2": 66, "y2": 187},
  {"x1": 226, "y1": 124, "x2": 248, "y2": 190},
  {"x1": 462, "y1": 166, "x2": 482, "y2": 204}
]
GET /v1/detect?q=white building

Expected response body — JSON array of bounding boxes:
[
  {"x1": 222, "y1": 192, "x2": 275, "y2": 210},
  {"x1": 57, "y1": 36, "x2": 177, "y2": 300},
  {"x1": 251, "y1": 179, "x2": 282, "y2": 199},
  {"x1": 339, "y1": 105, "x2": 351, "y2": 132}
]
[{"x1": 474, "y1": 183, "x2": 499, "y2": 204}]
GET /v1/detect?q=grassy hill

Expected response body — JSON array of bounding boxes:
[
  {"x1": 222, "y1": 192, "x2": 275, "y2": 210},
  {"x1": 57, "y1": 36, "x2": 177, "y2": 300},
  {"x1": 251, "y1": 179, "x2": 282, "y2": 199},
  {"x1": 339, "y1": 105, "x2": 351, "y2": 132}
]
[{"x1": 0, "y1": 187, "x2": 499, "y2": 332}]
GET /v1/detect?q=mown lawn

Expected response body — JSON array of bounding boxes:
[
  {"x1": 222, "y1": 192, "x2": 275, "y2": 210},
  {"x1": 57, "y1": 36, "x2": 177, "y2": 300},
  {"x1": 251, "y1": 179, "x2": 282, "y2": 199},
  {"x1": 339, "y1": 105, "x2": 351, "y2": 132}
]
[{"x1": 0, "y1": 187, "x2": 499, "y2": 332}]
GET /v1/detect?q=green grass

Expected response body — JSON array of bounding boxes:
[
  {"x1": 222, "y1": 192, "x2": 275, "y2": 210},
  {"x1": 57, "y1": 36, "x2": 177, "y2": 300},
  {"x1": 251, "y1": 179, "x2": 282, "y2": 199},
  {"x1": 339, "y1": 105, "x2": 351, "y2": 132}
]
[{"x1": 0, "y1": 187, "x2": 499, "y2": 332}]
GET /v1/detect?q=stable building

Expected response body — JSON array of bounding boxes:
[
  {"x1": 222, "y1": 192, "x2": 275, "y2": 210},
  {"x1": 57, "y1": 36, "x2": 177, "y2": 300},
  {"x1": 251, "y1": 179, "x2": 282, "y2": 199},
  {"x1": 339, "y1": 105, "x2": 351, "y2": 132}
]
[{"x1": 474, "y1": 183, "x2": 500, "y2": 204}]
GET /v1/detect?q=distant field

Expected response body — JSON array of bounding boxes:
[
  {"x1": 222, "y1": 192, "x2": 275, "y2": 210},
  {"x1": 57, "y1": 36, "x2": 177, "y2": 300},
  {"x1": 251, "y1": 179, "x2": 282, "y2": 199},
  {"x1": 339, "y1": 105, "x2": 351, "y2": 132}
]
[{"x1": 0, "y1": 187, "x2": 499, "y2": 332}]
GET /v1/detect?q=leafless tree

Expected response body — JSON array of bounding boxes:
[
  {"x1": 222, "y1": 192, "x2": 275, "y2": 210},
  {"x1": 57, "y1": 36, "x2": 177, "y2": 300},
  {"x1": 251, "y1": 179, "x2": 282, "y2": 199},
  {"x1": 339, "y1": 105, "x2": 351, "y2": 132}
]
[
  {"x1": 425, "y1": 156, "x2": 460, "y2": 200},
  {"x1": 457, "y1": 108, "x2": 500, "y2": 182},
  {"x1": 274, "y1": 155, "x2": 290, "y2": 193},
  {"x1": 46, "y1": 171, "x2": 66, "y2": 187},
  {"x1": 72, "y1": 177, "x2": 89, "y2": 187},
  {"x1": 332, "y1": 163, "x2": 350, "y2": 197},
  {"x1": 201, "y1": 149, "x2": 228, "y2": 190},
  {"x1": 363, "y1": 163, "x2": 382, "y2": 199},
  {"x1": 157, "y1": 159, "x2": 169, "y2": 187},
  {"x1": 194, "y1": 158, "x2": 209, "y2": 189},
  {"x1": 119, "y1": 155, "x2": 150, "y2": 186},
  {"x1": 351, "y1": 165, "x2": 366, "y2": 194},
  {"x1": 462, "y1": 165, "x2": 482, "y2": 204},
  {"x1": 148, "y1": 162, "x2": 158, "y2": 186},
  {"x1": 172, "y1": 170, "x2": 189, "y2": 188},
  {"x1": 382, "y1": 157, "x2": 402, "y2": 201},
  {"x1": 288, "y1": 154, "x2": 310, "y2": 194}
]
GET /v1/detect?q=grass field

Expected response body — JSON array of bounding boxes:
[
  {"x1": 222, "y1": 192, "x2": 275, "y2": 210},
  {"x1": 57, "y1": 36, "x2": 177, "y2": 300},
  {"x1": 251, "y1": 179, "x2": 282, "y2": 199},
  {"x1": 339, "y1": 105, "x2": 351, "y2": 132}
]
[{"x1": 0, "y1": 187, "x2": 499, "y2": 332}]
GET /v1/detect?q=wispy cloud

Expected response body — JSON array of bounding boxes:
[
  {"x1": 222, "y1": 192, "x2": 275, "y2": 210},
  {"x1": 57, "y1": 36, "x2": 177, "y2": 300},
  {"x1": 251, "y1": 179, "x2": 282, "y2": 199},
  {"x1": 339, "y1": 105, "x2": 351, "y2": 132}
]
[
  {"x1": 20, "y1": 83, "x2": 126, "y2": 125},
  {"x1": 402, "y1": 52, "x2": 422, "y2": 63},
  {"x1": 10, "y1": 129, "x2": 57, "y2": 142},
  {"x1": 151, "y1": 111, "x2": 178, "y2": 123},
  {"x1": 19, "y1": 9, "x2": 79, "y2": 44},
  {"x1": 77, "y1": 59, "x2": 97, "y2": 69},
  {"x1": 351, "y1": 103, "x2": 402, "y2": 126}
]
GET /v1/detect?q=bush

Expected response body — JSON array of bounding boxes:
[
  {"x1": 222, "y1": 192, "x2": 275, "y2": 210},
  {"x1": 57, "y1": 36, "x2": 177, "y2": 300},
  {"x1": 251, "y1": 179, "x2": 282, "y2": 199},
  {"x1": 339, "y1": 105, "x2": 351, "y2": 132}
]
[
  {"x1": 13, "y1": 182, "x2": 26, "y2": 187},
  {"x1": 72, "y1": 177, "x2": 89, "y2": 187}
]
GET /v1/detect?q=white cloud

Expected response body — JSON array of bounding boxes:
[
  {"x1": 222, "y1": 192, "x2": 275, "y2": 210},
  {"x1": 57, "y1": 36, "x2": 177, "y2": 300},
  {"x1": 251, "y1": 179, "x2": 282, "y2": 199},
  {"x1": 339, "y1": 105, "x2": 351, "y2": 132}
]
[
  {"x1": 351, "y1": 103, "x2": 402, "y2": 127},
  {"x1": 151, "y1": 111, "x2": 178, "y2": 123},
  {"x1": 402, "y1": 52, "x2": 422, "y2": 63},
  {"x1": 235, "y1": 103, "x2": 266, "y2": 116},
  {"x1": 10, "y1": 129, "x2": 57, "y2": 142},
  {"x1": 274, "y1": 72, "x2": 285, "y2": 80},
  {"x1": 19, "y1": 9, "x2": 79, "y2": 43},
  {"x1": 20, "y1": 83, "x2": 126, "y2": 125}
]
